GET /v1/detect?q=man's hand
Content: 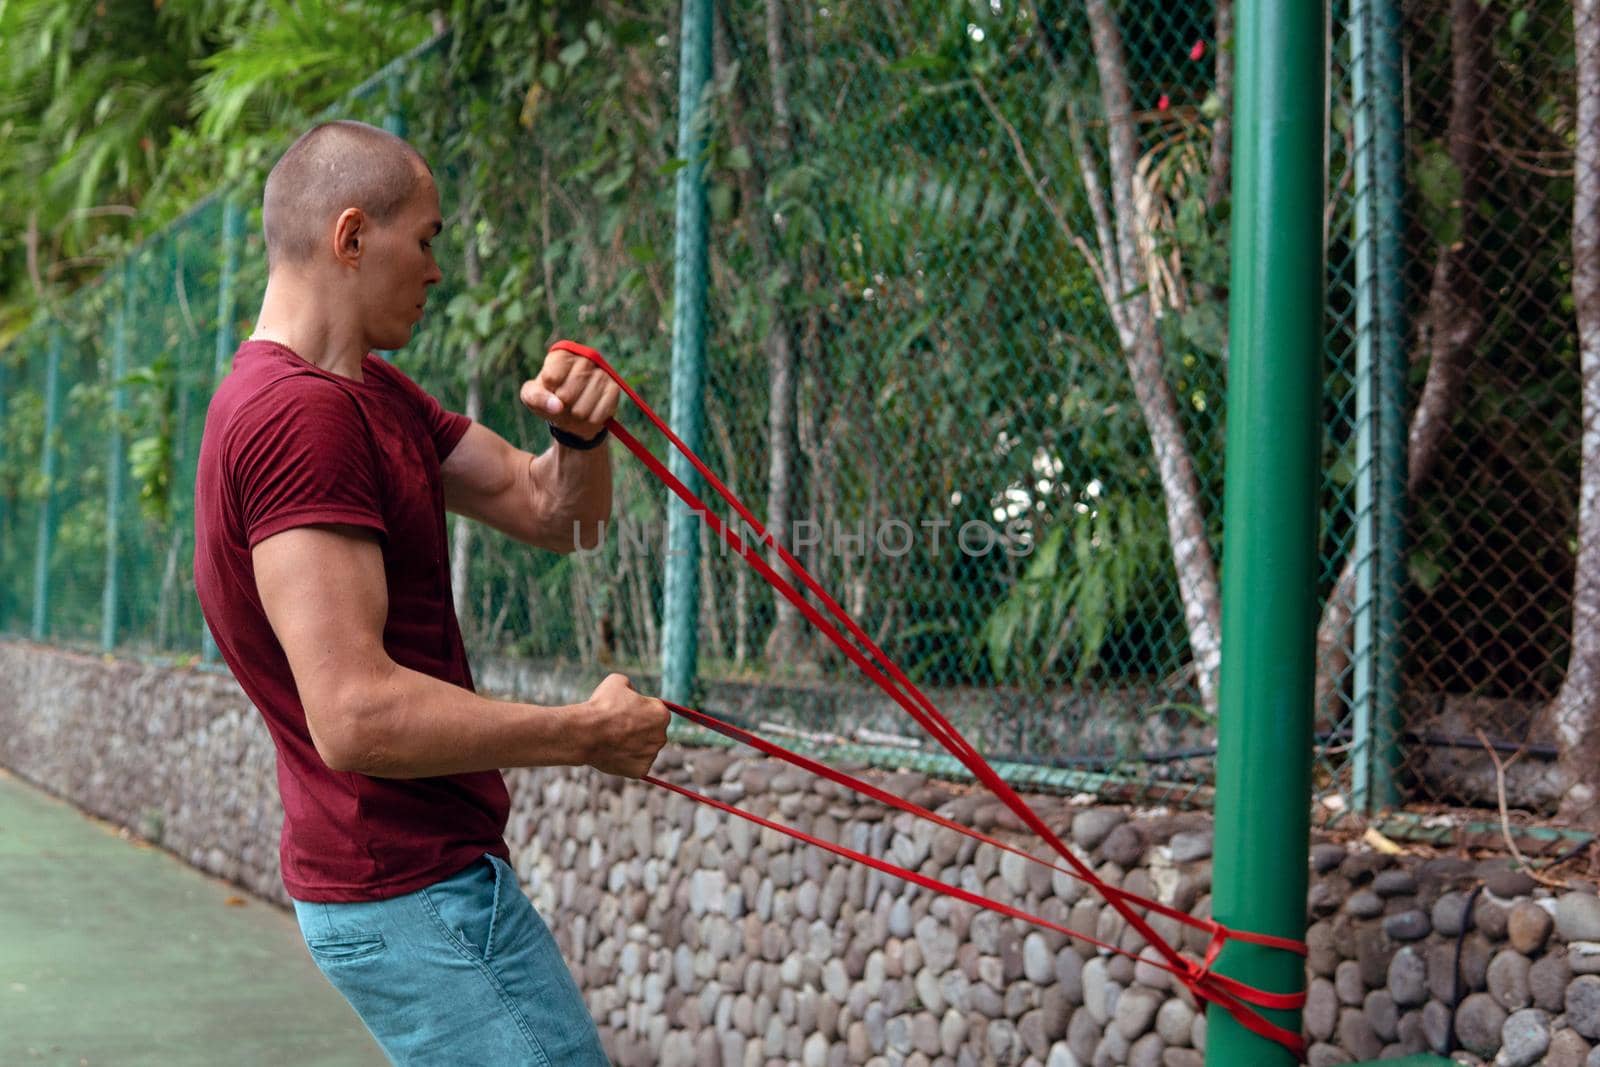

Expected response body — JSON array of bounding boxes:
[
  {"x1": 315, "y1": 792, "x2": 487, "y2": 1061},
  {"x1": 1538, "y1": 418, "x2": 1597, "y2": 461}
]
[
  {"x1": 583, "y1": 673, "x2": 670, "y2": 778},
  {"x1": 520, "y1": 346, "x2": 621, "y2": 441}
]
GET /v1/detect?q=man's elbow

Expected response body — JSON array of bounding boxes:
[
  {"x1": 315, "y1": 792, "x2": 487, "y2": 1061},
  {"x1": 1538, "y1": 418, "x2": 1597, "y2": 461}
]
[
  {"x1": 306, "y1": 688, "x2": 388, "y2": 775},
  {"x1": 308, "y1": 712, "x2": 364, "y2": 773},
  {"x1": 316, "y1": 740, "x2": 363, "y2": 774}
]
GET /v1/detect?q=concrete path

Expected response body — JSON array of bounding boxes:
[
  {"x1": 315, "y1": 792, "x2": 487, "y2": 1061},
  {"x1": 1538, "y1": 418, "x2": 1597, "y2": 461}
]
[{"x1": 0, "y1": 767, "x2": 387, "y2": 1066}]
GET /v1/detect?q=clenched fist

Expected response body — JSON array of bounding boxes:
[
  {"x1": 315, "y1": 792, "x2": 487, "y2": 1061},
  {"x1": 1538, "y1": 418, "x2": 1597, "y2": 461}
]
[
  {"x1": 583, "y1": 673, "x2": 670, "y2": 779},
  {"x1": 520, "y1": 345, "x2": 621, "y2": 442}
]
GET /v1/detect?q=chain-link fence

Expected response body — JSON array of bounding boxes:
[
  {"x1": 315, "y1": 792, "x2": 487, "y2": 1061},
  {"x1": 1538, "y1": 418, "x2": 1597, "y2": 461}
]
[
  {"x1": 0, "y1": 1, "x2": 1591, "y2": 837},
  {"x1": 1319, "y1": 0, "x2": 1584, "y2": 829}
]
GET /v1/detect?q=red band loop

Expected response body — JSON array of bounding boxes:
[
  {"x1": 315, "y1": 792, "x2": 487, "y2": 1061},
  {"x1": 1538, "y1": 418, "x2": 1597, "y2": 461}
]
[{"x1": 552, "y1": 339, "x2": 1308, "y2": 1056}]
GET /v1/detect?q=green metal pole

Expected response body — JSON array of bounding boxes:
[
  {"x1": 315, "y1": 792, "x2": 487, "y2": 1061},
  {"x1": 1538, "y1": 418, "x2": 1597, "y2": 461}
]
[
  {"x1": 31, "y1": 328, "x2": 62, "y2": 642},
  {"x1": 0, "y1": 351, "x2": 10, "y2": 633},
  {"x1": 376, "y1": 81, "x2": 408, "y2": 363},
  {"x1": 203, "y1": 197, "x2": 244, "y2": 664},
  {"x1": 1207, "y1": 2, "x2": 1326, "y2": 1065},
  {"x1": 383, "y1": 69, "x2": 407, "y2": 139},
  {"x1": 213, "y1": 198, "x2": 244, "y2": 384},
  {"x1": 102, "y1": 262, "x2": 132, "y2": 652},
  {"x1": 170, "y1": 235, "x2": 197, "y2": 654},
  {"x1": 1350, "y1": 0, "x2": 1407, "y2": 813},
  {"x1": 659, "y1": 0, "x2": 711, "y2": 707}
]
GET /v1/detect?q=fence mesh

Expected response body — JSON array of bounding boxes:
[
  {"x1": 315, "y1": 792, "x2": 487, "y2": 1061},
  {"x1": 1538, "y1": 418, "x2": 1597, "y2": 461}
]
[
  {"x1": 1318, "y1": 0, "x2": 1583, "y2": 825},
  {"x1": 0, "y1": 1, "x2": 1591, "y2": 839}
]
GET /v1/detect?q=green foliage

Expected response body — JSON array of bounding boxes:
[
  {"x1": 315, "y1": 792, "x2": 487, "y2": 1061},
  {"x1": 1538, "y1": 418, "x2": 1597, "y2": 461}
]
[
  {"x1": 122, "y1": 353, "x2": 176, "y2": 527},
  {"x1": 5, "y1": 0, "x2": 1582, "y2": 803},
  {"x1": 982, "y1": 496, "x2": 1170, "y2": 684},
  {"x1": 0, "y1": 0, "x2": 432, "y2": 320},
  {"x1": 191, "y1": 0, "x2": 430, "y2": 144},
  {"x1": 1415, "y1": 141, "x2": 1464, "y2": 247}
]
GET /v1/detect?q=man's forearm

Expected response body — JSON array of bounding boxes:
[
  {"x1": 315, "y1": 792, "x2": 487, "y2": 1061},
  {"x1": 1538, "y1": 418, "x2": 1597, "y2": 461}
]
[
  {"x1": 339, "y1": 659, "x2": 591, "y2": 779},
  {"x1": 531, "y1": 438, "x2": 613, "y2": 550}
]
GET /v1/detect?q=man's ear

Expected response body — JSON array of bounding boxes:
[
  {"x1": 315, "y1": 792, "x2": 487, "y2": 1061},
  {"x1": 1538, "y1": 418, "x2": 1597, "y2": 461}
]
[{"x1": 332, "y1": 207, "x2": 366, "y2": 268}]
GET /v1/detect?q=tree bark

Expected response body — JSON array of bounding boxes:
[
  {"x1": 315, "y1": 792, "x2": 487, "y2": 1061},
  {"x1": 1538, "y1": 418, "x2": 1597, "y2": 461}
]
[
  {"x1": 709, "y1": 410, "x2": 750, "y2": 666},
  {"x1": 765, "y1": 0, "x2": 793, "y2": 152},
  {"x1": 713, "y1": 3, "x2": 808, "y2": 666},
  {"x1": 1084, "y1": 0, "x2": 1223, "y2": 713},
  {"x1": 700, "y1": 524, "x2": 727, "y2": 663},
  {"x1": 1198, "y1": 0, "x2": 1233, "y2": 380},
  {"x1": 450, "y1": 215, "x2": 485, "y2": 630},
  {"x1": 1205, "y1": 0, "x2": 1234, "y2": 213},
  {"x1": 1555, "y1": 0, "x2": 1600, "y2": 820},
  {"x1": 1314, "y1": 0, "x2": 1489, "y2": 728},
  {"x1": 760, "y1": 0, "x2": 806, "y2": 666},
  {"x1": 623, "y1": 508, "x2": 658, "y2": 660}
]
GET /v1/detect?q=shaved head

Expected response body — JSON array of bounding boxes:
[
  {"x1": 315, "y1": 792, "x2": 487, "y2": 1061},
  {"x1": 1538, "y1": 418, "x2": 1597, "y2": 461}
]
[{"x1": 263, "y1": 120, "x2": 431, "y2": 271}]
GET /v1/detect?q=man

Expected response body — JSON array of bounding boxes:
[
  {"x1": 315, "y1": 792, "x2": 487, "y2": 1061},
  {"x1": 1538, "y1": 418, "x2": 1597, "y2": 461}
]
[{"x1": 193, "y1": 119, "x2": 668, "y2": 1065}]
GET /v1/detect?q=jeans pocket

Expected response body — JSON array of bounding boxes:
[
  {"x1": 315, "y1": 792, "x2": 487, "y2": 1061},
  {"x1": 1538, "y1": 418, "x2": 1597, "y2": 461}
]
[
  {"x1": 305, "y1": 931, "x2": 387, "y2": 964},
  {"x1": 422, "y1": 854, "x2": 502, "y2": 963}
]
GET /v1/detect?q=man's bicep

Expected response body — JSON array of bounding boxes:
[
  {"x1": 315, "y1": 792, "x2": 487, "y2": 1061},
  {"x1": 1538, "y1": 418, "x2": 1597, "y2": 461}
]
[
  {"x1": 252, "y1": 524, "x2": 389, "y2": 766},
  {"x1": 441, "y1": 423, "x2": 518, "y2": 512},
  {"x1": 440, "y1": 422, "x2": 563, "y2": 547}
]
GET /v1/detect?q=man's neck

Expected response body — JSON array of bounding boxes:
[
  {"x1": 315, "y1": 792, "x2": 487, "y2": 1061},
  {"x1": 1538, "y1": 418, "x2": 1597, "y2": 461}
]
[{"x1": 250, "y1": 273, "x2": 368, "y2": 382}]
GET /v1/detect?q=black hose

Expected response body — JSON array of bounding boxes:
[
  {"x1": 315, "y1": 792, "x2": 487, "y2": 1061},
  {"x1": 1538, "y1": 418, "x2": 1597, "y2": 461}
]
[{"x1": 1446, "y1": 883, "x2": 1486, "y2": 1056}]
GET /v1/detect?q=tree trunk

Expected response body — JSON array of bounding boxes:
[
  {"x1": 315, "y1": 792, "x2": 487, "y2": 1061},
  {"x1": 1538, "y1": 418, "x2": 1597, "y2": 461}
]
[
  {"x1": 1555, "y1": 0, "x2": 1600, "y2": 820},
  {"x1": 450, "y1": 218, "x2": 485, "y2": 629},
  {"x1": 540, "y1": 151, "x2": 560, "y2": 331},
  {"x1": 1314, "y1": 0, "x2": 1489, "y2": 728},
  {"x1": 700, "y1": 524, "x2": 727, "y2": 663},
  {"x1": 1198, "y1": 0, "x2": 1233, "y2": 380},
  {"x1": 765, "y1": 0, "x2": 793, "y2": 151},
  {"x1": 1205, "y1": 0, "x2": 1234, "y2": 213},
  {"x1": 1085, "y1": 0, "x2": 1223, "y2": 713},
  {"x1": 713, "y1": 3, "x2": 808, "y2": 666},
  {"x1": 625, "y1": 520, "x2": 658, "y2": 660},
  {"x1": 709, "y1": 409, "x2": 750, "y2": 665},
  {"x1": 760, "y1": 0, "x2": 807, "y2": 666},
  {"x1": 763, "y1": 326, "x2": 802, "y2": 662}
]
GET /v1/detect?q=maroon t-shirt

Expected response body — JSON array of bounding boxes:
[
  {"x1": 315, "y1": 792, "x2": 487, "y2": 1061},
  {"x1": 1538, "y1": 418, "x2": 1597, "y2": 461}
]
[{"x1": 193, "y1": 339, "x2": 510, "y2": 902}]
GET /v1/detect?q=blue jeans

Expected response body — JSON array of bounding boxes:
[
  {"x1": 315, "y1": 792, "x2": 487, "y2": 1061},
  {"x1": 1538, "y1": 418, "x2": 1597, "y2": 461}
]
[{"x1": 291, "y1": 853, "x2": 609, "y2": 1066}]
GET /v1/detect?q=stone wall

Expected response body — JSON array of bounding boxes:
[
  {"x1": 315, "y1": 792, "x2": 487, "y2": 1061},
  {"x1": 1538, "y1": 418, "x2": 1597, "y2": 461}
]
[
  {"x1": 0, "y1": 640, "x2": 285, "y2": 900},
  {"x1": 4, "y1": 639, "x2": 1600, "y2": 1066}
]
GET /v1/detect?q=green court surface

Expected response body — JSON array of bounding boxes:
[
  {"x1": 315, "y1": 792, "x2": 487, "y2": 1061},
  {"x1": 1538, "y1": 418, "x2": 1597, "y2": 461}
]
[{"x1": 0, "y1": 767, "x2": 386, "y2": 1066}]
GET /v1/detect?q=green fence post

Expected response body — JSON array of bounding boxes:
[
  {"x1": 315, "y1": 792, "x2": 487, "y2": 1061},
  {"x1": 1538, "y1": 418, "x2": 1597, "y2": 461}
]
[
  {"x1": 383, "y1": 69, "x2": 407, "y2": 139},
  {"x1": 169, "y1": 233, "x2": 197, "y2": 653},
  {"x1": 31, "y1": 327, "x2": 63, "y2": 642},
  {"x1": 102, "y1": 261, "x2": 132, "y2": 652},
  {"x1": 374, "y1": 79, "x2": 408, "y2": 363},
  {"x1": 1207, "y1": 2, "x2": 1327, "y2": 1065},
  {"x1": 202, "y1": 197, "x2": 245, "y2": 664},
  {"x1": 213, "y1": 198, "x2": 245, "y2": 385},
  {"x1": 0, "y1": 351, "x2": 9, "y2": 633},
  {"x1": 1350, "y1": 0, "x2": 1407, "y2": 814},
  {"x1": 659, "y1": 0, "x2": 711, "y2": 707}
]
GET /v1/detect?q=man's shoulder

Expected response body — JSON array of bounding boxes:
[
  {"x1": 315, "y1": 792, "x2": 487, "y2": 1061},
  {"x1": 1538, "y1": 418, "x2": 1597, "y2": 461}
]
[
  {"x1": 360, "y1": 355, "x2": 459, "y2": 430},
  {"x1": 223, "y1": 363, "x2": 352, "y2": 414},
  {"x1": 219, "y1": 344, "x2": 323, "y2": 402},
  {"x1": 360, "y1": 353, "x2": 428, "y2": 398},
  {"x1": 211, "y1": 363, "x2": 365, "y2": 459}
]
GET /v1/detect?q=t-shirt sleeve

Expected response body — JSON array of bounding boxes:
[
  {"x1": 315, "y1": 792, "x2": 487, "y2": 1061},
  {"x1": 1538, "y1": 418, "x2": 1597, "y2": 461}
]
[
  {"x1": 372, "y1": 357, "x2": 472, "y2": 462},
  {"x1": 227, "y1": 378, "x2": 388, "y2": 549}
]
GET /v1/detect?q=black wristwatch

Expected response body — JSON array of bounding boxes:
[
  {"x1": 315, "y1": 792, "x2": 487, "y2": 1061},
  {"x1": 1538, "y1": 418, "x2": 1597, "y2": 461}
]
[{"x1": 549, "y1": 424, "x2": 609, "y2": 450}]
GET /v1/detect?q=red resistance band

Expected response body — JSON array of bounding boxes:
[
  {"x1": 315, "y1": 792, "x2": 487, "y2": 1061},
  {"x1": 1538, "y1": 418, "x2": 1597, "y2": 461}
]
[{"x1": 548, "y1": 340, "x2": 1309, "y2": 1056}]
